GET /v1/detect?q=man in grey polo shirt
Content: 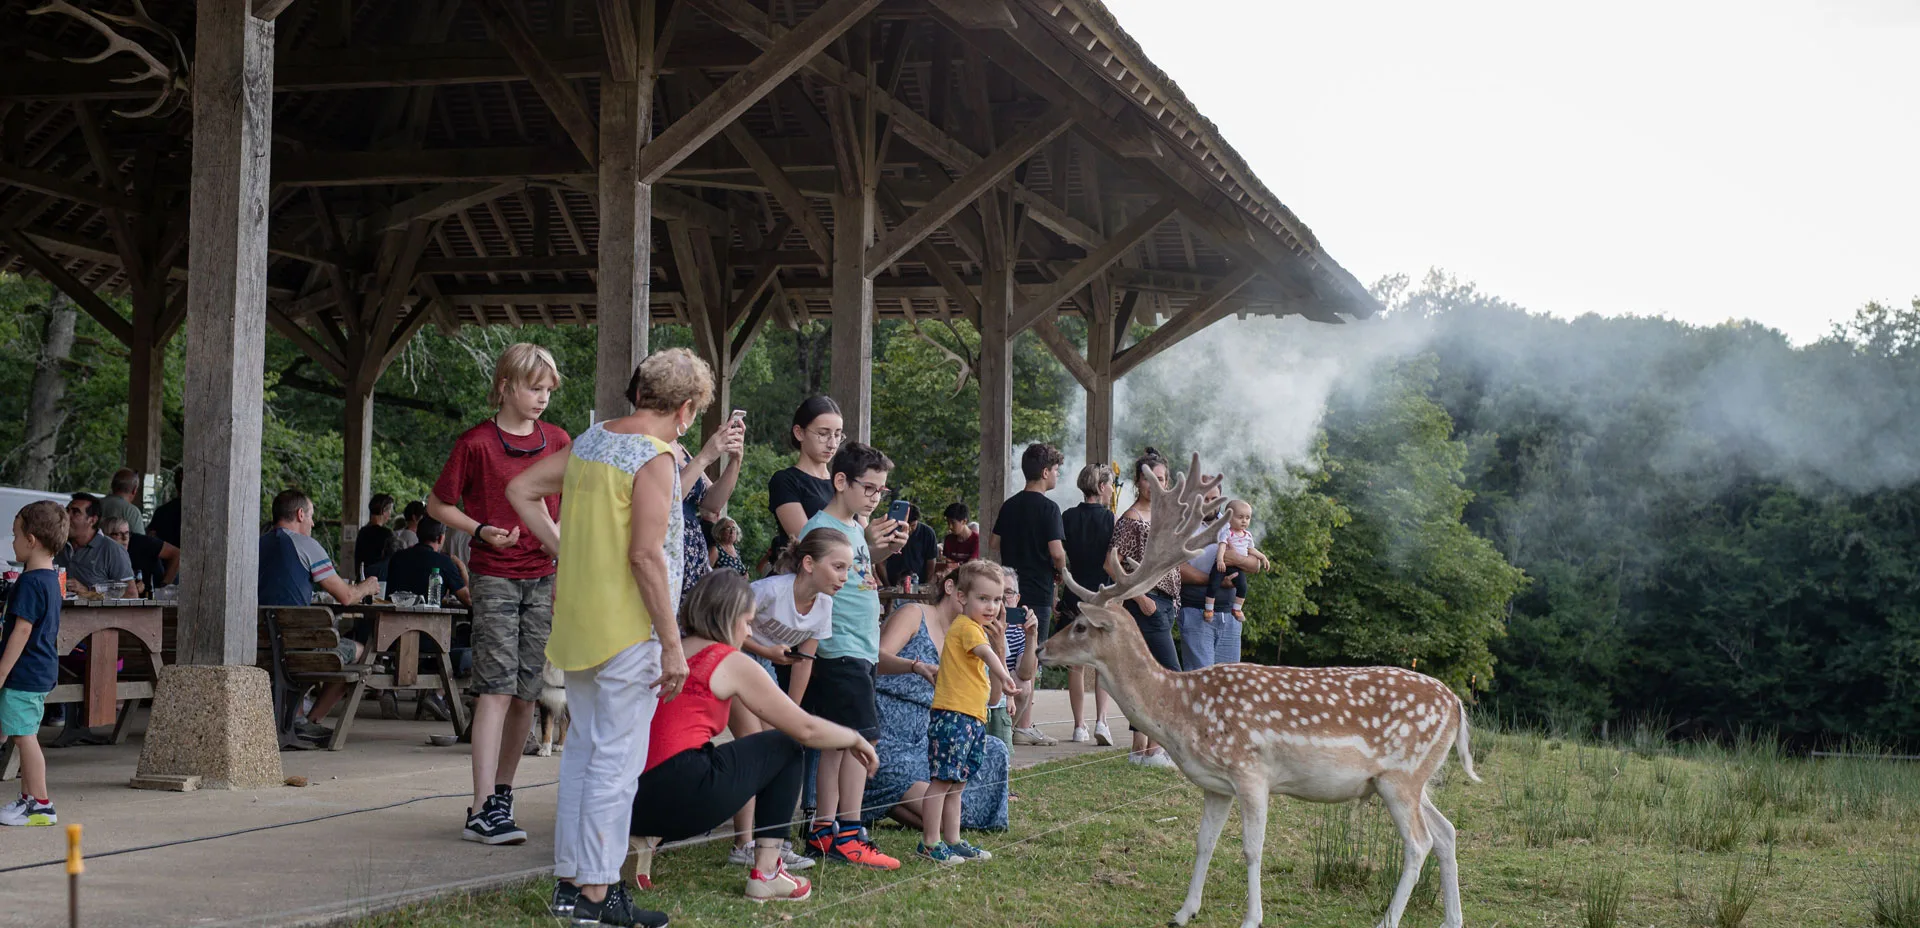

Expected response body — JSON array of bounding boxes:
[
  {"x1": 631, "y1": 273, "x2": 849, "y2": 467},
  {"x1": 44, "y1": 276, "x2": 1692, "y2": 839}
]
[{"x1": 58, "y1": 494, "x2": 133, "y2": 594}]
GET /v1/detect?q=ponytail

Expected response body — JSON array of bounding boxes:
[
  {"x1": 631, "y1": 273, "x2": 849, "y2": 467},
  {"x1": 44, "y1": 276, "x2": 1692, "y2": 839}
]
[{"x1": 779, "y1": 527, "x2": 853, "y2": 576}]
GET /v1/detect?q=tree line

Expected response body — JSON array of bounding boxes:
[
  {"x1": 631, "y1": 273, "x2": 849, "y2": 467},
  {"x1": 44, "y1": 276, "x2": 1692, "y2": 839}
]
[{"x1": 2, "y1": 269, "x2": 1915, "y2": 746}]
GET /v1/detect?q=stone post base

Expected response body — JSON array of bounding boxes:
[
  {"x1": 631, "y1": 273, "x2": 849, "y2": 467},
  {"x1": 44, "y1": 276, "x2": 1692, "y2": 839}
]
[{"x1": 134, "y1": 664, "x2": 284, "y2": 790}]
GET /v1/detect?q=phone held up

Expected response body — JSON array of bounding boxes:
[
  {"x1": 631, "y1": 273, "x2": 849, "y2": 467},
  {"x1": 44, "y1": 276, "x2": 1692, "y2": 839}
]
[{"x1": 886, "y1": 499, "x2": 912, "y2": 524}]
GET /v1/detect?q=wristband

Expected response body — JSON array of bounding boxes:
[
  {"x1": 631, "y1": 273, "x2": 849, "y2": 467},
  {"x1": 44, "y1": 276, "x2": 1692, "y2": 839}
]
[{"x1": 476, "y1": 523, "x2": 492, "y2": 538}]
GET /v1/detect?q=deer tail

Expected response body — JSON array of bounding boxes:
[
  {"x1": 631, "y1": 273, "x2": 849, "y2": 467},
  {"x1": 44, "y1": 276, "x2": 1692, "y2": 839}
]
[{"x1": 1453, "y1": 706, "x2": 1483, "y2": 783}]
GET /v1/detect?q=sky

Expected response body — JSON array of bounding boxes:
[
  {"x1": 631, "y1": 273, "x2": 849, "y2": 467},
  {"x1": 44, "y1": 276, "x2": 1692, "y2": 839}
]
[{"x1": 1100, "y1": 0, "x2": 1920, "y2": 344}]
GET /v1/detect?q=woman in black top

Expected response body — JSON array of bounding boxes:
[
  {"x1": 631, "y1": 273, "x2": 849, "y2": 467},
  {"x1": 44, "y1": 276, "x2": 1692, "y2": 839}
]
[
  {"x1": 1058, "y1": 463, "x2": 1116, "y2": 745},
  {"x1": 767, "y1": 396, "x2": 843, "y2": 564}
]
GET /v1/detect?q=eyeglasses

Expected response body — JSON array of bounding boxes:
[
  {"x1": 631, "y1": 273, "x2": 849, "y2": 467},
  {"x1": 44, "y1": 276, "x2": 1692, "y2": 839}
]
[
  {"x1": 807, "y1": 428, "x2": 845, "y2": 443},
  {"x1": 108, "y1": 531, "x2": 130, "y2": 539},
  {"x1": 851, "y1": 478, "x2": 890, "y2": 498},
  {"x1": 491, "y1": 418, "x2": 548, "y2": 457}
]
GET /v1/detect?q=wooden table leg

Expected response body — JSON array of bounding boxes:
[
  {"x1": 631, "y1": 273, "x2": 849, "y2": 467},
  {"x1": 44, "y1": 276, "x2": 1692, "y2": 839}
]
[
  {"x1": 85, "y1": 629, "x2": 119, "y2": 728},
  {"x1": 438, "y1": 650, "x2": 469, "y2": 738},
  {"x1": 395, "y1": 632, "x2": 420, "y2": 688}
]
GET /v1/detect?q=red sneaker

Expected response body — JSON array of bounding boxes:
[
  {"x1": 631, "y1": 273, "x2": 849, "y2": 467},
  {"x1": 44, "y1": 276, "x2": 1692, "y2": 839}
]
[
  {"x1": 827, "y1": 826, "x2": 901, "y2": 870},
  {"x1": 804, "y1": 821, "x2": 836, "y2": 858}
]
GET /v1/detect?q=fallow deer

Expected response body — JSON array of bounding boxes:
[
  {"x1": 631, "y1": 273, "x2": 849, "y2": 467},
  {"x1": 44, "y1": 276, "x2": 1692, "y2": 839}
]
[{"x1": 1039, "y1": 453, "x2": 1480, "y2": 928}]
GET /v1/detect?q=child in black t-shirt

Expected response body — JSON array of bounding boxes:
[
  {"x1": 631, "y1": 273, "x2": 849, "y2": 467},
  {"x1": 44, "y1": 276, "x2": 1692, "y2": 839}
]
[{"x1": 0, "y1": 501, "x2": 68, "y2": 826}]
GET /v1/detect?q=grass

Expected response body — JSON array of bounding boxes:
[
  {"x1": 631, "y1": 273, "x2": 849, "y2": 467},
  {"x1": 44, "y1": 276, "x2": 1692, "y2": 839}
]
[{"x1": 357, "y1": 724, "x2": 1920, "y2": 928}]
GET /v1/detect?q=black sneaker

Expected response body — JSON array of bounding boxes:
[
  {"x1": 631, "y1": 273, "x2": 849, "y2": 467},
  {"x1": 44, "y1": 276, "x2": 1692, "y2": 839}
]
[
  {"x1": 550, "y1": 881, "x2": 580, "y2": 917},
  {"x1": 569, "y1": 883, "x2": 668, "y2": 927},
  {"x1": 490, "y1": 783, "x2": 515, "y2": 818},
  {"x1": 461, "y1": 803, "x2": 527, "y2": 845}
]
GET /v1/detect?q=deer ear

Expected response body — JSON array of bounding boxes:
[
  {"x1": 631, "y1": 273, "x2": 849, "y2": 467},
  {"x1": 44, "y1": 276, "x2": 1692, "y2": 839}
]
[{"x1": 1083, "y1": 607, "x2": 1119, "y2": 632}]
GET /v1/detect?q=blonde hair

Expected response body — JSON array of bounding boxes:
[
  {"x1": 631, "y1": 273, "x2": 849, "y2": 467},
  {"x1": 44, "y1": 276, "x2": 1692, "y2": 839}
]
[
  {"x1": 945, "y1": 560, "x2": 1006, "y2": 600},
  {"x1": 488, "y1": 343, "x2": 562, "y2": 408},
  {"x1": 627, "y1": 347, "x2": 715, "y2": 416}
]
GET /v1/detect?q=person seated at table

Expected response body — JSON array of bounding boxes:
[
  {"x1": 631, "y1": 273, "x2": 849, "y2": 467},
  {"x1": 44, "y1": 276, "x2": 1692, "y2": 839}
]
[
  {"x1": 394, "y1": 500, "x2": 428, "y2": 550},
  {"x1": 386, "y1": 518, "x2": 471, "y2": 608},
  {"x1": 259, "y1": 489, "x2": 380, "y2": 744},
  {"x1": 99, "y1": 518, "x2": 177, "y2": 597},
  {"x1": 881, "y1": 505, "x2": 939, "y2": 587},
  {"x1": 626, "y1": 570, "x2": 877, "y2": 902},
  {"x1": 100, "y1": 468, "x2": 146, "y2": 537},
  {"x1": 940, "y1": 503, "x2": 978, "y2": 564},
  {"x1": 56, "y1": 495, "x2": 132, "y2": 596},
  {"x1": 354, "y1": 493, "x2": 402, "y2": 582}
]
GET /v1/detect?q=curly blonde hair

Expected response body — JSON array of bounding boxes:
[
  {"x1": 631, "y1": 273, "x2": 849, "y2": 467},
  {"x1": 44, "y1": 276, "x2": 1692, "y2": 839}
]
[{"x1": 626, "y1": 348, "x2": 715, "y2": 416}]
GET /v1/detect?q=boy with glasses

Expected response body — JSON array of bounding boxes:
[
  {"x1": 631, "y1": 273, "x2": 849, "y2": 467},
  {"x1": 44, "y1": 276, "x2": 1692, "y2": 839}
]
[
  {"x1": 796, "y1": 442, "x2": 908, "y2": 869},
  {"x1": 427, "y1": 343, "x2": 570, "y2": 846}
]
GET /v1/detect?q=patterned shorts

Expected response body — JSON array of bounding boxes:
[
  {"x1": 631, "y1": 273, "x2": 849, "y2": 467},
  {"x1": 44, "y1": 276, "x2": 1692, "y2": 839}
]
[
  {"x1": 927, "y1": 708, "x2": 987, "y2": 784},
  {"x1": 469, "y1": 574, "x2": 555, "y2": 701}
]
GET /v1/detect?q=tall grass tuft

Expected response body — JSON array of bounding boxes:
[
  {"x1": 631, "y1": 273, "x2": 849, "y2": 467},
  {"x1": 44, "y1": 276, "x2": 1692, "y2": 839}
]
[
  {"x1": 1311, "y1": 804, "x2": 1373, "y2": 893},
  {"x1": 1582, "y1": 866, "x2": 1627, "y2": 928},
  {"x1": 1871, "y1": 849, "x2": 1920, "y2": 928},
  {"x1": 1691, "y1": 856, "x2": 1759, "y2": 928}
]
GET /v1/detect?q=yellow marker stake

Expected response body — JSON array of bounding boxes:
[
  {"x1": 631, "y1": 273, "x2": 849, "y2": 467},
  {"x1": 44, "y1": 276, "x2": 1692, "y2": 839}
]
[{"x1": 67, "y1": 823, "x2": 81, "y2": 928}]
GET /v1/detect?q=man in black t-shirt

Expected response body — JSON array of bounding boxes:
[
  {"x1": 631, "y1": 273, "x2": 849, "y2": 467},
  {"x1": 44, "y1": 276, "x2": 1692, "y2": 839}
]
[
  {"x1": 993, "y1": 443, "x2": 1069, "y2": 746},
  {"x1": 881, "y1": 505, "x2": 940, "y2": 585},
  {"x1": 353, "y1": 493, "x2": 401, "y2": 580},
  {"x1": 386, "y1": 517, "x2": 471, "y2": 607}
]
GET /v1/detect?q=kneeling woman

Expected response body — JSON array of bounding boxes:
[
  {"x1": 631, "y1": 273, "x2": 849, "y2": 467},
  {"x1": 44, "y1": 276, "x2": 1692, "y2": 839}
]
[{"x1": 628, "y1": 570, "x2": 879, "y2": 903}]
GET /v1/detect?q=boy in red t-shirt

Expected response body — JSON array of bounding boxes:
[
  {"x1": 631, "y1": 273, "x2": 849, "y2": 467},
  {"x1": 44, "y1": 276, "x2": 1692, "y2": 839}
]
[{"x1": 428, "y1": 343, "x2": 570, "y2": 846}]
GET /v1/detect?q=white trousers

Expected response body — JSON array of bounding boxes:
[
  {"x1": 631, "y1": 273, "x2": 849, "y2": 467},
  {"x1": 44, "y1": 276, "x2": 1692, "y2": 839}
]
[{"x1": 553, "y1": 639, "x2": 661, "y2": 886}]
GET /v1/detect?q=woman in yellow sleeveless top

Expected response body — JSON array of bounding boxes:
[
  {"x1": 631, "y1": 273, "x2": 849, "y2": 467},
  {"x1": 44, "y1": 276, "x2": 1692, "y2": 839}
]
[{"x1": 508, "y1": 348, "x2": 713, "y2": 928}]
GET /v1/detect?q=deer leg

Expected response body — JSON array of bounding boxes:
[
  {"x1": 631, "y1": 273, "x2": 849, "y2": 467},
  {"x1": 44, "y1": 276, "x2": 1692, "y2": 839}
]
[
  {"x1": 1235, "y1": 784, "x2": 1269, "y2": 928},
  {"x1": 1421, "y1": 793, "x2": 1463, "y2": 928},
  {"x1": 1174, "y1": 790, "x2": 1234, "y2": 925},
  {"x1": 1373, "y1": 778, "x2": 1433, "y2": 928}
]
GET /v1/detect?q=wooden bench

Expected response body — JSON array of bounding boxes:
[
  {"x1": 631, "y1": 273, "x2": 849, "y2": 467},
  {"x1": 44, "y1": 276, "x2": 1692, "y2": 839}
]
[{"x1": 263, "y1": 606, "x2": 372, "y2": 751}]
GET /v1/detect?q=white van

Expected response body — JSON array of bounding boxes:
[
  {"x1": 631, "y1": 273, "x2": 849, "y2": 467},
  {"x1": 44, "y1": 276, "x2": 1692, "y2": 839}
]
[{"x1": 0, "y1": 487, "x2": 74, "y2": 564}]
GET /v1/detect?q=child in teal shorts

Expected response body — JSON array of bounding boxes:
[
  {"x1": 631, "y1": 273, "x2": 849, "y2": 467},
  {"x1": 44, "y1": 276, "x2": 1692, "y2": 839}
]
[{"x1": 0, "y1": 500, "x2": 68, "y2": 826}]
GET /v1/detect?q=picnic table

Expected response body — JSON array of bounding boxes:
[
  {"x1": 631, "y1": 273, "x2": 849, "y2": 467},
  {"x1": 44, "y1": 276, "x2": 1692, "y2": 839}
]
[
  {"x1": 879, "y1": 587, "x2": 937, "y2": 609},
  {"x1": 326, "y1": 601, "x2": 472, "y2": 739}
]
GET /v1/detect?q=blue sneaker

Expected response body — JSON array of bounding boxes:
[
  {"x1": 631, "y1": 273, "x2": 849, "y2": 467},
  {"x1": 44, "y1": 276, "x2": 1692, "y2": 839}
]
[
  {"x1": 916, "y1": 841, "x2": 964, "y2": 866},
  {"x1": 948, "y1": 839, "x2": 993, "y2": 861}
]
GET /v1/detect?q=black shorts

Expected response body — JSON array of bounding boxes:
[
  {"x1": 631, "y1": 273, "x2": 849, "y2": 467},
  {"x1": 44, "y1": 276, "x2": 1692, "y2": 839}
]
[{"x1": 800, "y1": 655, "x2": 880, "y2": 741}]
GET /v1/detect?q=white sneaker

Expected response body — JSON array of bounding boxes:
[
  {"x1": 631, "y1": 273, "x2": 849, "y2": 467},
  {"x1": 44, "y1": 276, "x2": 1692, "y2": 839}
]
[
  {"x1": 1071, "y1": 726, "x2": 1091, "y2": 743},
  {"x1": 729, "y1": 841, "x2": 816, "y2": 871},
  {"x1": 1012, "y1": 726, "x2": 1057, "y2": 746},
  {"x1": 1140, "y1": 750, "x2": 1178, "y2": 770},
  {"x1": 1093, "y1": 721, "x2": 1114, "y2": 746}
]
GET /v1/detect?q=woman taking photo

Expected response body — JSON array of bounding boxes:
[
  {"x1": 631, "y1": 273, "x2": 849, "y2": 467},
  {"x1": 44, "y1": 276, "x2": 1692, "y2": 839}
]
[
  {"x1": 672, "y1": 410, "x2": 745, "y2": 598},
  {"x1": 1106, "y1": 448, "x2": 1181, "y2": 769},
  {"x1": 766, "y1": 396, "x2": 843, "y2": 564},
  {"x1": 625, "y1": 570, "x2": 878, "y2": 903}
]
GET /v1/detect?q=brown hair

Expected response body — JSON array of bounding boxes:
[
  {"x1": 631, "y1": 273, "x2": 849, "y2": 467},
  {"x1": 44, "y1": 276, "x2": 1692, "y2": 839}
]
[
  {"x1": 681, "y1": 569, "x2": 756, "y2": 646},
  {"x1": 778, "y1": 526, "x2": 851, "y2": 575},
  {"x1": 488, "y1": 342, "x2": 563, "y2": 408},
  {"x1": 17, "y1": 500, "x2": 68, "y2": 554},
  {"x1": 626, "y1": 348, "x2": 715, "y2": 416}
]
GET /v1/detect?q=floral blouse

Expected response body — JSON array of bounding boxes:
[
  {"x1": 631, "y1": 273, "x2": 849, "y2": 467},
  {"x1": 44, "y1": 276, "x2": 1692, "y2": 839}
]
[{"x1": 1111, "y1": 512, "x2": 1180, "y2": 599}]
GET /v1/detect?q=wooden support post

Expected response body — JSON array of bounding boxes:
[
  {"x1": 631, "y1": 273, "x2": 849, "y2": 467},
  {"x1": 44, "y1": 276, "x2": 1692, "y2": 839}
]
[
  {"x1": 124, "y1": 322, "x2": 165, "y2": 479},
  {"x1": 595, "y1": 3, "x2": 657, "y2": 421},
  {"x1": 830, "y1": 189, "x2": 875, "y2": 443},
  {"x1": 340, "y1": 353, "x2": 376, "y2": 570},
  {"x1": 178, "y1": 0, "x2": 273, "y2": 667},
  {"x1": 1085, "y1": 288, "x2": 1115, "y2": 468},
  {"x1": 976, "y1": 191, "x2": 1013, "y2": 540}
]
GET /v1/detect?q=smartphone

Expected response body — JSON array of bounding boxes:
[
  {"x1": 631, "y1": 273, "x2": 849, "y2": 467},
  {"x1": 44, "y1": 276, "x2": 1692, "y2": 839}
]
[
  {"x1": 785, "y1": 648, "x2": 815, "y2": 661},
  {"x1": 887, "y1": 499, "x2": 912, "y2": 523},
  {"x1": 730, "y1": 408, "x2": 746, "y2": 423}
]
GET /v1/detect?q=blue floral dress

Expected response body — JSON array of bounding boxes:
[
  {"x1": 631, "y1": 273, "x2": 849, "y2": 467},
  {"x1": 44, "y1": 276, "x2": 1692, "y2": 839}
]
[
  {"x1": 679, "y1": 471, "x2": 712, "y2": 597},
  {"x1": 862, "y1": 610, "x2": 1010, "y2": 831}
]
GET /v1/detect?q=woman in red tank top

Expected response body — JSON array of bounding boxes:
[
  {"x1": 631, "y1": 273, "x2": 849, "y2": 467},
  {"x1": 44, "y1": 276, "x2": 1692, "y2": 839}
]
[{"x1": 625, "y1": 571, "x2": 879, "y2": 904}]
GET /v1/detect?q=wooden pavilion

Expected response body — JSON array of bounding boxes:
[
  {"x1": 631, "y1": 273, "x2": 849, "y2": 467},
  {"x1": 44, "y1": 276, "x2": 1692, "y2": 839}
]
[{"x1": 0, "y1": 0, "x2": 1374, "y2": 782}]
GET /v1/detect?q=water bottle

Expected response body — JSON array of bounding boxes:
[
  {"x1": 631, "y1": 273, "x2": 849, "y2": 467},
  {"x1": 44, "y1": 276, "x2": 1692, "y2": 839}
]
[{"x1": 425, "y1": 568, "x2": 443, "y2": 607}]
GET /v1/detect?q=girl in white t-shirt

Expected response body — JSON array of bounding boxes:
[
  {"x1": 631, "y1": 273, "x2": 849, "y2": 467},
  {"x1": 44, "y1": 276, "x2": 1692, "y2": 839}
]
[{"x1": 726, "y1": 528, "x2": 853, "y2": 866}]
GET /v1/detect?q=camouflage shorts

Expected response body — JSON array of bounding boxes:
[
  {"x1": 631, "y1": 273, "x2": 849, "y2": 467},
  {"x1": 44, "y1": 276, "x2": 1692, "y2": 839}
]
[{"x1": 469, "y1": 574, "x2": 554, "y2": 701}]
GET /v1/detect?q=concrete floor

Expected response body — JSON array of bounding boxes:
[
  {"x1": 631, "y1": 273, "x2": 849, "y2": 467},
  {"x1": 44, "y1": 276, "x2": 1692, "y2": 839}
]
[{"x1": 0, "y1": 689, "x2": 1133, "y2": 928}]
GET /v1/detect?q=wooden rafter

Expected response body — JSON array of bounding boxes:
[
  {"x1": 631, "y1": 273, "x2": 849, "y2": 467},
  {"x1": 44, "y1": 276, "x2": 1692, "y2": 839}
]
[
  {"x1": 1112, "y1": 265, "x2": 1257, "y2": 377},
  {"x1": 0, "y1": 229, "x2": 133, "y2": 343},
  {"x1": 865, "y1": 107, "x2": 1070, "y2": 276},
  {"x1": 1010, "y1": 198, "x2": 1173, "y2": 335},
  {"x1": 679, "y1": 70, "x2": 832, "y2": 262},
  {"x1": 642, "y1": 0, "x2": 882, "y2": 185},
  {"x1": 473, "y1": 0, "x2": 601, "y2": 166},
  {"x1": 1033, "y1": 314, "x2": 1095, "y2": 391}
]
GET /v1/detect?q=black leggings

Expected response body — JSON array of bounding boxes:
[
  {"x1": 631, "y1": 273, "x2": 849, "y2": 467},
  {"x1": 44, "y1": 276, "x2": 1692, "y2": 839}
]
[
  {"x1": 630, "y1": 730, "x2": 804, "y2": 842},
  {"x1": 1126, "y1": 592, "x2": 1181, "y2": 671}
]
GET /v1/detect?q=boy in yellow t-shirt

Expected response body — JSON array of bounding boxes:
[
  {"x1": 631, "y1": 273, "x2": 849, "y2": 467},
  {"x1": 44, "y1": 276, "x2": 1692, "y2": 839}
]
[{"x1": 919, "y1": 561, "x2": 1021, "y2": 865}]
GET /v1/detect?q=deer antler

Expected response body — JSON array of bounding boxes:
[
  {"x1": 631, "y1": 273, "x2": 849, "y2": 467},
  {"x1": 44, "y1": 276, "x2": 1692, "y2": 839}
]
[
  {"x1": 1071, "y1": 453, "x2": 1224, "y2": 607},
  {"x1": 30, "y1": 0, "x2": 188, "y2": 119}
]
